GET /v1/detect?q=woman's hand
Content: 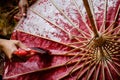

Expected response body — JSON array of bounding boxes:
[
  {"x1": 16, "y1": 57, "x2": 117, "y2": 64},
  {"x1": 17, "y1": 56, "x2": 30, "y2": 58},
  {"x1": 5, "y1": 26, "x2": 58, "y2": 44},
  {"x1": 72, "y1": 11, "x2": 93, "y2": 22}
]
[
  {"x1": 0, "y1": 39, "x2": 27, "y2": 60},
  {"x1": 14, "y1": 0, "x2": 29, "y2": 20},
  {"x1": 19, "y1": 0, "x2": 28, "y2": 17}
]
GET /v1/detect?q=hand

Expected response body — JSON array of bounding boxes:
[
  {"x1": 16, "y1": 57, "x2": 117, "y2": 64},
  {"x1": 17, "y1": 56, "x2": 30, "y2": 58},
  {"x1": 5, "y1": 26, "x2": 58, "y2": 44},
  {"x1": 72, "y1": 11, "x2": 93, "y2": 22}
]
[
  {"x1": 14, "y1": 0, "x2": 28, "y2": 20},
  {"x1": 19, "y1": 0, "x2": 28, "y2": 17},
  {"x1": 0, "y1": 39, "x2": 27, "y2": 60}
]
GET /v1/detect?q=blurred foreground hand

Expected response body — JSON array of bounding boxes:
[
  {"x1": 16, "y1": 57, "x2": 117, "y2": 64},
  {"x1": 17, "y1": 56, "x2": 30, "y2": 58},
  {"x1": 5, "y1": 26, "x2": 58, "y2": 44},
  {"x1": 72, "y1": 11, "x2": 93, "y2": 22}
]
[{"x1": 0, "y1": 39, "x2": 27, "y2": 60}]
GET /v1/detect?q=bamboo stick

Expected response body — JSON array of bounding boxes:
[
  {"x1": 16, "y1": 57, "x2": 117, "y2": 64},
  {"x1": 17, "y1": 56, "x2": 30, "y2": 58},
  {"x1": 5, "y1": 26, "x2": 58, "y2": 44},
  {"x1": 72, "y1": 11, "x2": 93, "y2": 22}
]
[
  {"x1": 50, "y1": 0, "x2": 91, "y2": 38},
  {"x1": 59, "y1": 59, "x2": 95, "y2": 80},
  {"x1": 100, "y1": 0, "x2": 108, "y2": 32},
  {"x1": 76, "y1": 59, "x2": 96, "y2": 80},
  {"x1": 72, "y1": 0, "x2": 93, "y2": 35},
  {"x1": 103, "y1": 5, "x2": 120, "y2": 34},
  {"x1": 104, "y1": 60, "x2": 114, "y2": 80},
  {"x1": 83, "y1": 0, "x2": 99, "y2": 37}
]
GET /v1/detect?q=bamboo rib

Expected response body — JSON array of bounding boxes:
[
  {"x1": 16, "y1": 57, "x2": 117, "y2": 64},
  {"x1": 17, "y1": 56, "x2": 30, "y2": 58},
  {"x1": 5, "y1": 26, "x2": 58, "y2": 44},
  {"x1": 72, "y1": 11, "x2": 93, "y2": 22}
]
[
  {"x1": 15, "y1": 29, "x2": 77, "y2": 49},
  {"x1": 89, "y1": 0, "x2": 98, "y2": 32},
  {"x1": 83, "y1": 0, "x2": 99, "y2": 37},
  {"x1": 50, "y1": 0, "x2": 91, "y2": 38},
  {"x1": 105, "y1": 26, "x2": 120, "y2": 36},
  {"x1": 105, "y1": 60, "x2": 114, "y2": 80},
  {"x1": 30, "y1": 8, "x2": 91, "y2": 46},
  {"x1": 59, "y1": 59, "x2": 95, "y2": 80},
  {"x1": 64, "y1": 37, "x2": 95, "y2": 66},
  {"x1": 76, "y1": 45, "x2": 96, "y2": 79},
  {"x1": 30, "y1": 8, "x2": 72, "y2": 39},
  {"x1": 95, "y1": 61, "x2": 101, "y2": 80},
  {"x1": 4, "y1": 60, "x2": 78, "y2": 79},
  {"x1": 103, "y1": 46, "x2": 112, "y2": 59},
  {"x1": 67, "y1": 43, "x2": 94, "y2": 76},
  {"x1": 67, "y1": 41, "x2": 89, "y2": 45},
  {"x1": 16, "y1": 30, "x2": 97, "y2": 56},
  {"x1": 76, "y1": 59, "x2": 96, "y2": 80},
  {"x1": 64, "y1": 46, "x2": 93, "y2": 65},
  {"x1": 107, "y1": 61, "x2": 120, "y2": 76},
  {"x1": 64, "y1": 43, "x2": 93, "y2": 65},
  {"x1": 100, "y1": 0, "x2": 108, "y2": 32},
  {"x1": 72, "y1": 0, "x2": 93, "y2": 35},
  {"x1": 103, "y1": 5, "x2": 120, "y2": 34},
  {"x1": 112, "y1": 58, "x2": 120, "y2": 67},
  {"x1": 86, "y1": 61, "x2": 100, "y2": 80},
  {"x1": 102, "y1": 59, "x2": 105, "y2": 80}
]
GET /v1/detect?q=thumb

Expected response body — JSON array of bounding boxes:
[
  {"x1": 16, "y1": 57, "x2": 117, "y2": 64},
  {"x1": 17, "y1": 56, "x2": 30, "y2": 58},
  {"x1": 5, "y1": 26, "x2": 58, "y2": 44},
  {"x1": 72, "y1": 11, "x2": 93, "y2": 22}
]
[
  {"x1": 3, "y1": 46, "x2": 17, "y2": 60},
  {"x1": 15, "y1": 41, "x2": 28, "y2": 50}
]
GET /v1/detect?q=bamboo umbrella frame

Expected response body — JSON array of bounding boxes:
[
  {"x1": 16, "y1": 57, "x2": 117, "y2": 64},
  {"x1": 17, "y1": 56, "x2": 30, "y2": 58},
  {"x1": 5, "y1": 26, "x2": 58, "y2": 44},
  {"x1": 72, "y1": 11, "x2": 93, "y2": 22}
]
[{"x1": 3, "y1": 0, "x2": 120, "y2": 80}]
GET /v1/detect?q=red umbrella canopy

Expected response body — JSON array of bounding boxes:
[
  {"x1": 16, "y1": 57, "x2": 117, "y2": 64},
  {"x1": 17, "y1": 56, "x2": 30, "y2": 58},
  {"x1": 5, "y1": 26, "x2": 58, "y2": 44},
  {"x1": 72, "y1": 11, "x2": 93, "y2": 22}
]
[{"x1": 3, "y1": 0, "x2": 120, "y2": 80}]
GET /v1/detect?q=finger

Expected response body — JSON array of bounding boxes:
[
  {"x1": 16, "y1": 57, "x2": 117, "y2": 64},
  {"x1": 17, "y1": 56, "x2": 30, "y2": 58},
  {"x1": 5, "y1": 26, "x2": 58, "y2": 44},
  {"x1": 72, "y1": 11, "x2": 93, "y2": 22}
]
[
  {"x1": 21, "y1": 4, "x2": 28, "y2": 17},
  {"x1": 3, "y1": 46, "x2": 17, "y2": 60},
  {"x1": 14, "y1": 40, "x2": 28, "y2": 50}
]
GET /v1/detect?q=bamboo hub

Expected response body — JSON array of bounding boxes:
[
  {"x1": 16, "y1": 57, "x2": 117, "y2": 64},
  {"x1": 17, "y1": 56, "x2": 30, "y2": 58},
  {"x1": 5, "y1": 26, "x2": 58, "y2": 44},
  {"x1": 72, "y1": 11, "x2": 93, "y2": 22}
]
[
  {"x1": 93, "y1": 35, "x2": 105, "y2": 47},
  {"x1": 89, "y1": 35, "x2": 112, "y2": 60}
]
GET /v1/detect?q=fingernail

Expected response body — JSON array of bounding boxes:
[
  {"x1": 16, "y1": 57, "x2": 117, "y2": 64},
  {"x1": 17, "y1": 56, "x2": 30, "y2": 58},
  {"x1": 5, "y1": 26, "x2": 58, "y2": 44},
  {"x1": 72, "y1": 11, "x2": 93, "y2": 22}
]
[
  {"x1": 23, "y1": 13, "x2": 26, "y2": 16},
  {"x1": 23, "y1": 13, "x2": 27, "y2": 18}
]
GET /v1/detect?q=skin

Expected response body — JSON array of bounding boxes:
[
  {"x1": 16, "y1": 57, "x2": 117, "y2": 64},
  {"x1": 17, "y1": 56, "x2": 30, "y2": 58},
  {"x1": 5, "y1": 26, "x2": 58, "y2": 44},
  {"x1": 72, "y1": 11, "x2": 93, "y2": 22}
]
[
  {"x1": 0, "y1": 39, "x2": 27, "y2": 60},
  {"x1": 0, "y1": 0, "x2": 29, "y2": 60},
  {"x1": 14, "y1": 0, "x2": 29, "y2": 20}
]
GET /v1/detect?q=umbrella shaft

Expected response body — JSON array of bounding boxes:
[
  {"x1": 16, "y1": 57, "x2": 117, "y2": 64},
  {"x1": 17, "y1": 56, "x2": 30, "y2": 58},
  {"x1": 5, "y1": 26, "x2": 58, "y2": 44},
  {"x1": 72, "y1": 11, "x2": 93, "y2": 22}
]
[{"x1": 83, "y1": 0, "x2": 99, "y2": 37}]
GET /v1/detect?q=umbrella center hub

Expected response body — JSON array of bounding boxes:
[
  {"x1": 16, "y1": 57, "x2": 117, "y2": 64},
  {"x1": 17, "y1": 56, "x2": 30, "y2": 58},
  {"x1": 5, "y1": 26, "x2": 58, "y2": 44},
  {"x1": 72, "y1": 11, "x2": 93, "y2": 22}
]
[
  {"x1": 91, "y1": 35, "x2": 111, "y2": 60},
  {"x1": 93, "y1": 35, "x2": 105, "y2": 47}
]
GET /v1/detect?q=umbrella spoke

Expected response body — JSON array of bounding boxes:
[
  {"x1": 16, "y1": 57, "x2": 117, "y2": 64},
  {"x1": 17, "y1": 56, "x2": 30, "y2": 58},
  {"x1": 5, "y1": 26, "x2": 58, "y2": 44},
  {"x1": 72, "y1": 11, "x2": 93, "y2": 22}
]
[
  {"x1": 50, "y1": 0, "x2": 91, "y2": 38},
  {"x1": 64, "y1": 47, "x2": 94, "y2": 65},
  {"x1": 65, "y1": 37, "x2": 95, "y2": 55},
  {"x1": 51, "y1": 52, "x2": 91, "y2": 57},
  {"x1": 63, "y1": 36, "x2": 97, "y2": 66},
  {"x1": 67, "y1": 40, "x2": 89, "y2": 45},
  {"x1": 76, "y1": 59, "x2": 96, "y2": 80},
  {"x1": 59, "y1": 59, "x2": 94, "y2": 80},
  {"x1": 72, "y1": 0, "x2": 93, "y2": 35},
  {"x1": 83, "y1": 0, "x2": 99, "y2": 37},
  {"x1": 73, "y1": 35, "x2": 91, "y2": 40},
  {"x1": 106, "y1": 40, "x2": 120, "y2": 48},
  {"x1": 104, "y1": 60, "x2": 114, "y2": 80},
  {"x1": 65, "y1": 52, "x2": 83, "y2": 65},
  {"x1": 103, "y1": 46, "x2": 112, "y2": 60},
  {"x1": 111, "y1": 58, "x2": 120, "y2": 67},
  {"x1": 61, "y1": 52, "x2": 92, "y2": 79},
  {"x1": 100, "y1": 0, "x2": 108, "y2": 32},
  {"x1": 4, "y1": 60, "x2": 79, "y2": 79},
  {"x1": 15, "y1": 30, "x2": 78, "y2": 49},
  {"x1": 85, "y1": 61, "x2": 99, "y2": 80},
  {"x1": 107, "y1": 61, "x2": 120, "y2": 76},
  {"x1": 89, "y1": 0, "x2": 98, "y2": 31},
  {"x1": 66, "y1": 44, "x2": 94, "y2": 76},
  {"x1": 104, "y1": 26, "x2": 120, "y2": 36},
  {"x1": 64, "y1": 45, "x2": 86, "y2": 55},
  {"x1": 30, "y1": 8, "x2": 93, "y2": 43},
  {"x1": 103, "y1": 5, "x2": 120, "y2": 34},
  {"x1": 94, "y1": 47, "x2": 99, "y2": 60},
  {"x1": 102, "y1": 59, "x2": 105, "y2": 80},
  {"x1": 105, "y1": 35, "x2": 120, "y2": 40},
  {"x1": 30, "y1": 8, "x2": 72, "y2": 39},
  {"x1": 95, "y1": 61, "x2": 101, "y2": 80}
]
